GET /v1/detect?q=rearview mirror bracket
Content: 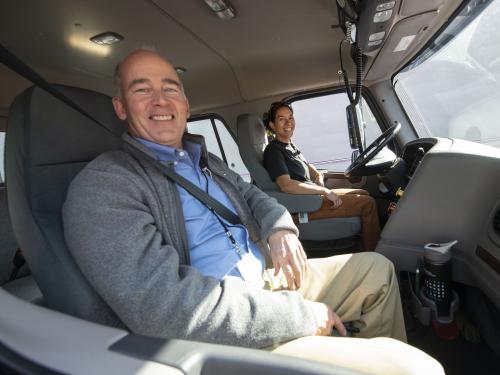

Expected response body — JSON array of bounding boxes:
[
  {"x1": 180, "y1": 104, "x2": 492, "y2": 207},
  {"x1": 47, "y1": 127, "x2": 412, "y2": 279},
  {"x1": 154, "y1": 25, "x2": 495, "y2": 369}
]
[{"x1": 346, "y1": 103, "x2": 365, "y2": 153}]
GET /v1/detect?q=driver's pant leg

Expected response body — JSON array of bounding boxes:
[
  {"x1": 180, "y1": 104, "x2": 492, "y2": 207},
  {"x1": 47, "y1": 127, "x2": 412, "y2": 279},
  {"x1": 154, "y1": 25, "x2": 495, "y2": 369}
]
[
  {"x1": 307, "y1": 194, "x2": 380, "y2": 251},
  {"x1": 271, "y1": 336, "x2": 444, "y2": 375}
]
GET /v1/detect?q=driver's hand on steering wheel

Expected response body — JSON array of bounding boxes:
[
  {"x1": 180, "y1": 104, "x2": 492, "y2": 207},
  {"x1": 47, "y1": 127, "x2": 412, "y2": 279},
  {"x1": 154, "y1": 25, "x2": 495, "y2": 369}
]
[{"x1": 325, "y1": 190, "x2": 342, "y2": 209}]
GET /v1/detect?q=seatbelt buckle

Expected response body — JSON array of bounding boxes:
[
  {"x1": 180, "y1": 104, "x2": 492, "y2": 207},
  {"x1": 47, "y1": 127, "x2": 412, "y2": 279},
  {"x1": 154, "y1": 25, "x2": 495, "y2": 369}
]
[{"x1": 298, "y1": 212, "x2": 309, "y2": 224}]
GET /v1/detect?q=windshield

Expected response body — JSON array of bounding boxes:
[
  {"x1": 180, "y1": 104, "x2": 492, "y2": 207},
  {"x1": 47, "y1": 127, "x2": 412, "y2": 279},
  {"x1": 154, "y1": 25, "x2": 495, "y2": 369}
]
[{"x1": 394, "y1": 0, "x2": 500, "y2": 148}]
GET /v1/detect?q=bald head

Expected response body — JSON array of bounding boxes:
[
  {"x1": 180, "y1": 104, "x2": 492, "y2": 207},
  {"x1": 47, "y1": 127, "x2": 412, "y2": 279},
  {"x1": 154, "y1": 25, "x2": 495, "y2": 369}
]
[
  {"x1": 114, "y1": 50, "x2": 184, "y2": 98},
  {"x1": 111, "y1": 49, "x2": 190, "y2": 148}
]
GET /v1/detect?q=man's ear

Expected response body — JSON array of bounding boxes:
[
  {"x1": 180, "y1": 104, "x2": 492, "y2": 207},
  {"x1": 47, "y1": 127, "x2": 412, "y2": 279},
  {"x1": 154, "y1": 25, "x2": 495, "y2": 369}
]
[
  {"x1": 186, "y1": 98, "x2": 191, "y2": 119},
  {"x1": 112, "y1": 96, "x2": 127, "y2": 120}
]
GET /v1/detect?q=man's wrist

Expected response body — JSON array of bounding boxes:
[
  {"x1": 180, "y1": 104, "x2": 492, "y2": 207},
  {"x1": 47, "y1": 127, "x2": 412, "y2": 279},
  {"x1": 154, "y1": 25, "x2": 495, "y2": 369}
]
[{"x1": 268, "y1": 229, "x2": 295, "y2": 243}]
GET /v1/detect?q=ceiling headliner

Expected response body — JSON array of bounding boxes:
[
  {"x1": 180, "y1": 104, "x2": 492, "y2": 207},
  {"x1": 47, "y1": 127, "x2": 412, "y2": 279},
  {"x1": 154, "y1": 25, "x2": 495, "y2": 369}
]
[{"x1": 0, "y1": 0, "x2": 461, "y2": 115}]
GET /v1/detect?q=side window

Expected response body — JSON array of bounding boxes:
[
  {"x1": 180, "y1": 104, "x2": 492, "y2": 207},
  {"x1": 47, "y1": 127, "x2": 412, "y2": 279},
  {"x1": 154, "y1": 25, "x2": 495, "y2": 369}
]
[
  {"x1": 187, "y1": 116, "x2": 251, "y2": 182},
  {"x1": 289, "y1": 93, "x2": 382, "y2": 172},
  {"x1": 0, "y1": 131, "x2": 5, "y2": 184}
]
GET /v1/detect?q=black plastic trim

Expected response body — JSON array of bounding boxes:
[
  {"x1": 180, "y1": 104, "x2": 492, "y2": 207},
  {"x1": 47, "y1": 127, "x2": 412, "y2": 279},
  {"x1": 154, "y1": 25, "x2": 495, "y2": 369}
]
[{"x1": 493, "y1": 210, "x2": 500, "y2": 236}]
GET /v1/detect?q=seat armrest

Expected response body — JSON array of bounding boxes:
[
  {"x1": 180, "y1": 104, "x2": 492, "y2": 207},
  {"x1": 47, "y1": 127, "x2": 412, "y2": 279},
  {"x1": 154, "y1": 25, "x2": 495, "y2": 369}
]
[{"x1": 265, "y1": 191, "x2": 322, "y2": 213}]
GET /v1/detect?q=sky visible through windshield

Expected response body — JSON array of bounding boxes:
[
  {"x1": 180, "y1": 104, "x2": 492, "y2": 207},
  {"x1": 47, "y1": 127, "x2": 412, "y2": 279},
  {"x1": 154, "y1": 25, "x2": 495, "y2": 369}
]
[{"x1": 395, "y1": 0, "x2": 500, "y2": 148}]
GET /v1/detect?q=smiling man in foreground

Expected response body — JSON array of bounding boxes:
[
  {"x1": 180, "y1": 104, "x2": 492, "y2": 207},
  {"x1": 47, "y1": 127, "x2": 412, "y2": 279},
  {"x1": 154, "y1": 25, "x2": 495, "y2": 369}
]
[{"x1": 63, "y1": 49, "x2": 443, "y2": 374}]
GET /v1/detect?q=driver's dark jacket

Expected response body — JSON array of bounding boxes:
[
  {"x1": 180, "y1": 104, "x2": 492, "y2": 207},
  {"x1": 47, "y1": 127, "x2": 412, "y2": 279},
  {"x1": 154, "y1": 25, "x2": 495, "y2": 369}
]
[{"x1": 63, "y1": 132, "x2": 317, "y2": 348}]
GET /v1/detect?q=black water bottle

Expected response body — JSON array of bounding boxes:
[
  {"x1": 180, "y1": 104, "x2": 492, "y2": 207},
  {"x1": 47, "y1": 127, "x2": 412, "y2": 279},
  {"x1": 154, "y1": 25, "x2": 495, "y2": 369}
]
[{"x1": 422, "y1": 240, "x2": 457, "y2": 316}]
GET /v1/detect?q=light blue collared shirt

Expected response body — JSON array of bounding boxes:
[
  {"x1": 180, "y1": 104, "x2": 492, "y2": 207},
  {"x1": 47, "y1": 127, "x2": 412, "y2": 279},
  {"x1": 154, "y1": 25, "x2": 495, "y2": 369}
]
[{"x1": 136, "y1": 137, "x2": 265, "y2": 283}]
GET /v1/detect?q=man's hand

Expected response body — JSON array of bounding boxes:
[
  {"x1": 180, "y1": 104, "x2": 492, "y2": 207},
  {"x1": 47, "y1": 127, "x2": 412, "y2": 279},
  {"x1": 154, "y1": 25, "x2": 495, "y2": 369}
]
[
  {"x1": 268, "y1": 230, "x2": 308, "y2": 289},
  {"x1": 307, "y1": 301, "x2": 346, "y2": 336},
  {"x1": 325, "y1": 190, "x2": 342, "y2": 209}
]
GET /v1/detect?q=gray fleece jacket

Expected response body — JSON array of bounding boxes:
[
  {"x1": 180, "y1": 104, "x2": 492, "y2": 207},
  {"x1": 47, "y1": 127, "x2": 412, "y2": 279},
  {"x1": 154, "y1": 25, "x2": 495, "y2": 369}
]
[{"x1": 63, "y1": 133, "x2": 317, "y2": 348}]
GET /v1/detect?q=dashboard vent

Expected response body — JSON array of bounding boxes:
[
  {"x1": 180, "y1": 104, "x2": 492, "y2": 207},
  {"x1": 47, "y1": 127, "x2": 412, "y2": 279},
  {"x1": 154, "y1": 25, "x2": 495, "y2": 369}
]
[{"x1": 494, "y1": 209, "x2": 500, "y2": 236}]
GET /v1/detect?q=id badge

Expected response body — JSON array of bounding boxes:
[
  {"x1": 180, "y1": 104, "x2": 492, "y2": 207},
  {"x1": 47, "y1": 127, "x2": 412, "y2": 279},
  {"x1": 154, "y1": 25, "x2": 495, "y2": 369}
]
[{"x1": 236, "y1": 252, "x2": 265, "y2": 289}]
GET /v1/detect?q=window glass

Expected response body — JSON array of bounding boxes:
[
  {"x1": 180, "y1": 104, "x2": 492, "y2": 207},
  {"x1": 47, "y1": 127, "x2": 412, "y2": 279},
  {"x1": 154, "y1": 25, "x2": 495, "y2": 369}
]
[
  {"x1": 290, "y1": 94, "x2": 382, "y2": 172},
  {"x1": 0, "y1": 132, "x2": 5, "y2": 183},
  {"x1": 187, "y1": 117, "x2": 251, "y2": 181},
  {"x1": 394, "y1": 0, "x2": 500, "y2": 147},
  {"x1": 361, "y1": 102, "x2": 381, "y2": 146},
  {"x1": 187, "y1": 119, "x2": 221, "y2": 156}
]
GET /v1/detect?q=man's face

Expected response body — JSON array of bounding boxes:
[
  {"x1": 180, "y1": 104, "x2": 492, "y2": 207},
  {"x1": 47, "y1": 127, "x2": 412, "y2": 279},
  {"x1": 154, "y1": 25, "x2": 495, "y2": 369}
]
[
  {"x1": 112, "y1": 51, "x2": 190, "y2": 148},
  {"x1": 270, "y1": 106, "x2": 295, "y2": 142}
]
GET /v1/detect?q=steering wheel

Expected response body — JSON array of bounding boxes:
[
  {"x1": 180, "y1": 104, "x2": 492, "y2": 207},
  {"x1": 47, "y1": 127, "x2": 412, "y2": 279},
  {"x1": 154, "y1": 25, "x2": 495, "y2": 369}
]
[{"x1": 344, "y1": 123, "x2": 401, "y2": 177}]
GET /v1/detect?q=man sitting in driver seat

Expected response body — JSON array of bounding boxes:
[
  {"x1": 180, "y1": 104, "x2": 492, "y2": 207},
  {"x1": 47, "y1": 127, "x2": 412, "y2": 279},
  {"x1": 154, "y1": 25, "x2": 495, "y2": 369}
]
[{"x1": 263, "y1": 101, "x2": 380, "y2": 251}]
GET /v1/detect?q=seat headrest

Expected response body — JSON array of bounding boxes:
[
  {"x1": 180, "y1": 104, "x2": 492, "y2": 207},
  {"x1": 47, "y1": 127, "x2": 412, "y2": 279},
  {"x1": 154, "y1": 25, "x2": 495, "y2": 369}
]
[
  {"x1": 17, "y1": 85, "x2": 126, "y2": 166},
  {"x1": 236, "y1": 114, "x2": 277, "y2": 191},
  {"x1": 237, "y1": 114, "x2": 268, "y2": 163}
]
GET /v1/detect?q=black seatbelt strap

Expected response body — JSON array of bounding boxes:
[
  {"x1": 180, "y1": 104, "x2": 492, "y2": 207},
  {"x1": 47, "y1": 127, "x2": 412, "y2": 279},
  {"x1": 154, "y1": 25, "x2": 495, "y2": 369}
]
[
  {"x1": 162, "y1": 166, "x2": 242, "y2": 225},
  {"x1": 140, "y1": 154, "x2": 242, "y2": 226},
  {"x1": 0, "y1": 43, "x2": 114, "y2": 136}
]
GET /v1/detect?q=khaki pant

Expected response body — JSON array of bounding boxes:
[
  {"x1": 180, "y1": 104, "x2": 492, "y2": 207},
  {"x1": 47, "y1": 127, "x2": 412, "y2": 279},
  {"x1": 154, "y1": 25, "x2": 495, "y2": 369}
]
[
  {"x1": 295, "y1": 189, "x2": 380, "y2": 251},
  {"x1": 264, "y1": 253, "x2": 444, "y2": 375}
]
